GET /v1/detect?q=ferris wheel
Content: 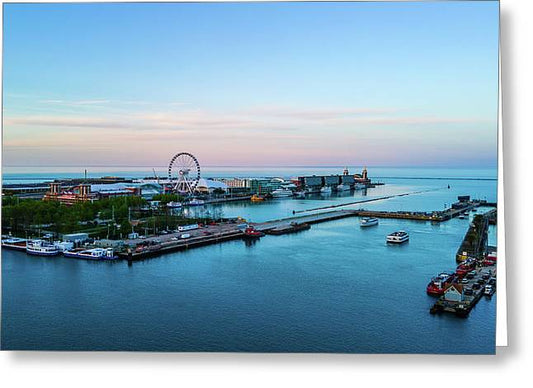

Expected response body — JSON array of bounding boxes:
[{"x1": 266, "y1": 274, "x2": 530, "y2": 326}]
[{"x1": 167, "y1": 152, "x2": 201, "y2": 195}]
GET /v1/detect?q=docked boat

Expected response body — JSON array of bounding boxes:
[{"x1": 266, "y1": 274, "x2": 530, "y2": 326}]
[
  {"x1": 354, "y1": 183, "x2": 366, "y2": 190},
  {"x1": 458, "y1": 214, "x2": 465, "y2": 219},
  {"x1": 386, "y1": 231, "x2": 409, "y2": 244},
  {"x1": 166, "y1": 201, "x2": 183, "y2": 208},
  {"x1": 242, "y1": 226, "x2": 265, "y2": 238},
  {"x1": 251, "y1": 194, "x2": 265, "y2": 202},
  {"x1": 483, "y1": 250, "x2": 497, "y2": 266},
  {"x1": 464, "y1": 211, "x2": 469, "y2": 216},
  {"x1": 271, "y1": 188, "x2": 293, "y2": 198},
  {"x1": 188, "y1": 198, "x2": 205, "y2": 206},
  {"x1": 320, "y1": 186, "x2": 332, "y2": 194},
  {"x1": 294, "y1": 191, "x2": 306, "y2": 198},
  {"x1": 54, "y1": 241, "x2": 74, "y2": 252},
  {"x1": 336, "y1": 184, "x2": 351, "y2": 192},
  {"x1": 360, "y1": 217, "x2": 379, "y2": 227},
  {"x1": 426, "y1": 272, "x2": 456, "y2": 296},
  {"x1": 455, "y1": 259, "x2": 477, "y2": 277},
  {"x1": 1, "y1": 237, "x2": 27, "y2": 251},
  {"x1": 484, "y1": 284, "x2": 495, "y2": 296},
  {"x1": 26, "y1": 239, "x2": 60, "y2": 256},
  {"x1": 64, "y1": 247, "x2": 118, "y2": 260}
]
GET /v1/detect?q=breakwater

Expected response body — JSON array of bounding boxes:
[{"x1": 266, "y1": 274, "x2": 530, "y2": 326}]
[{"x1": 293, "y1": 187, "x2": 446, "y2": 214}]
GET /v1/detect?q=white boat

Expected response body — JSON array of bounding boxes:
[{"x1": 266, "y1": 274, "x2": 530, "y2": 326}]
[
  {"x1": 458, "y1": 214, "x2": 465, "y2": 219},
  {"x1": 26, "y1": 239, "x2": 60, "y2": 256},
  {"x1": 1, "y1": 237, "x2": 27, "y2": 251},
  {"x1": 360, "y1": 217, "x2": 379, "y2": 227},
  {"x1": 271, "y1": 188, "x2": 293, "y2": 198},
  {"x1": 320, "y1": 186, "x2": 332, "y2": 194},
  {"x1": 64, "y1": 247, "x2": 117, "y2": 260},
  {"x1": 484, "y1": 285, "x2": 494, "y2": 296},
  {"x1": 336, "y1": 184, "x2": 351, "y2": 192},
  {"x1": 354, "y1": 183, "x2": 366, "y2": 190},
  {"x1": 386, "y1": 231, "x2": 409, "y2": 244},
  {"x1": 166, "y1": 201, "x2": 183, "y2": 208},
  {"x1": 294, "y1": 191, "x2": 306, "y2": 198},
  {"x1": 54, "y1": 241, "x2": 74, "y2": 252},
  {"x1": 188, "y1": 198, "x2": 205, "y2": 206}
]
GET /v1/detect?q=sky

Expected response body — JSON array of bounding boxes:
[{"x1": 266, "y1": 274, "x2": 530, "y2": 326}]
[{"x1": 2, "y1": 1, "x2": 500, "y2": 168}]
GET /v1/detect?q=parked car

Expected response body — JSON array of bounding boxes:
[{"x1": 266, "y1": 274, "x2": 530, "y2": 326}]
[
  {"x1": 464, "y1": 288, "x2": 473, "y2": 296},
  {"x1": 180, "y1": 234, "x2": 191, "y2": 239},
  {"x1": 461, "y1": 278, "x2": 470, "y2": 284},
  {"x1": 472, "y1": 283, "x2": 481, "y2": 290}
]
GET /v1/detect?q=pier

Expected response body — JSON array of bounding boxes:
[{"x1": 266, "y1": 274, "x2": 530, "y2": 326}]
[
  {"x1": 430, "y1": 266, "x2": 496, "y2": 317},
  {"x1": 455, "y1": 209, "x2": 496, "y2": 262}
]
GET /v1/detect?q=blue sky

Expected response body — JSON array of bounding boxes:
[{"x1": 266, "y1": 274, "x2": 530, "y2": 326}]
[{"x1": 2, "y1": 1, "x2": 499, "y2": 167}]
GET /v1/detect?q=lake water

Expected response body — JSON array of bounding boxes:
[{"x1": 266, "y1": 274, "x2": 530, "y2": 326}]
[{"x1": 1, "y1": 167, "x2": 498, "y2": 353}]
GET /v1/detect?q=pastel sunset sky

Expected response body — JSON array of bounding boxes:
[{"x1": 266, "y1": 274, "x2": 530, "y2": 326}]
[{"x1": 2, "y1": 1, "x2": 499, "y2": 167}]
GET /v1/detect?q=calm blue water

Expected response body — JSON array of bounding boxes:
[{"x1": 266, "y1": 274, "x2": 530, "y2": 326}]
[{"x1": 1, "y1": 167, "x2": 497, "y2": 353}]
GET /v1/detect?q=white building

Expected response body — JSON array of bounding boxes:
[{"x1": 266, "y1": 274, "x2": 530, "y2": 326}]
[{"x1": 196, "y1": 178, "x2": 228, "y2": 194}]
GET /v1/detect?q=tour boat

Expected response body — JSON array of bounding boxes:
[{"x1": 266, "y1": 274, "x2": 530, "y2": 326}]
[
  {"x1": 386, "y1": 231, "x2": 409, "y2": 244},
  {"x1": 64, "y1": 248, "x2": 118, "y2": 260},
  {"x1": 251, "y1": 194, "x2": 265, "y2": 202},
  {"x1": 1, "y1": 237, "x2": 27, "y2": 251},
  {"x1": 166, "y1": 201, "x2": 183, "y2": 208},
  {"x1": 271, "y1": 188, "x2": 293, "y2": 198},
  {"x1": 426, "y1": 272, "x2": 456, "y2": 296},
  {"x1": 188, "y1": 198, "x2": 205, "y2": 206},
  {"x1": 336, "y1": 184, "x2": 351, "y2": 192},
  {"x1": 360, "y1": 217, "x2": 379, "y2": 227},
  {"x1": 26, "y1": 239, "x2": 60, "y2": 256},
  {"x1": 320, "y1": 186, "x2": 332, "y2": 194}
]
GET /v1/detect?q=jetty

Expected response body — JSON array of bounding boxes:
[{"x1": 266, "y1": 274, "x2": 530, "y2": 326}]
[{"x1": 455, "y1": 209, "x2": 496, "y2": 262}]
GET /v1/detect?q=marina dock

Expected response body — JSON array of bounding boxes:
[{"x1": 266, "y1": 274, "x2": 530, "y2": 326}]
[{"x1": 430, "y1": 266, "x2": 496, "y2": 317}]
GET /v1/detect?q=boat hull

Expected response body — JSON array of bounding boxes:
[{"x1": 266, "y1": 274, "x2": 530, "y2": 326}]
[
  {"x1": 386, "y1": 237, "x2": 409, "y2": 244},
  {"x1": 64, "y1": 252, "x2": 117, "y2": 260},
  {"x1": 26, "y1": 249, "x2": 59, "y2": 256},
  {"x1": 1, "y1": 243, "x2": 27, "y2": 251}
]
